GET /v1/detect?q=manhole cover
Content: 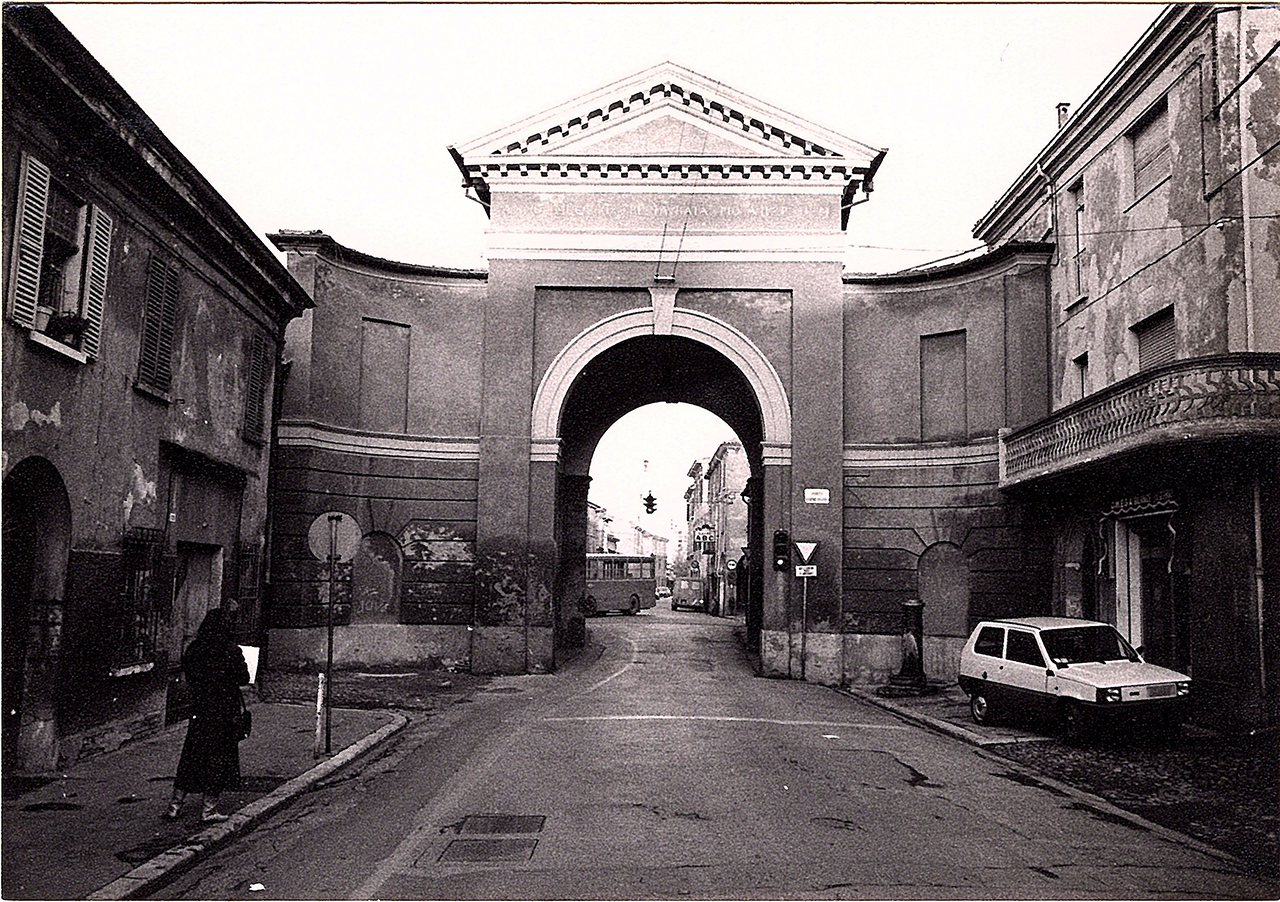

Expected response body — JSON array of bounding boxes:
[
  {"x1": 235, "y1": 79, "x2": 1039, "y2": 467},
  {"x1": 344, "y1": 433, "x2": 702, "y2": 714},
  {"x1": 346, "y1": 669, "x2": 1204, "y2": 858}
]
[
  {"x1": 439, "y1": 838, "x2": 538, "y2": 862},
  {"x1": 22, "y1": 801, "x2": 84, "y2": 812},
  {"x1": 461, "y1": 814, "x2": 545, "y2": 834}
]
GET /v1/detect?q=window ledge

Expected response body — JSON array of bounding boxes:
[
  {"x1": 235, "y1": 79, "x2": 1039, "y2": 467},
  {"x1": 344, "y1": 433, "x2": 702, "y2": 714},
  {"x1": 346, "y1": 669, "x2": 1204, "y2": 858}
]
[
  {"x1": 109, "y1": 661, "x2": 155, "y2": 678},
  {"x1": 1065, "y1": 295, "x2": 1089, "y2": 314},
  {"x1": 133, "y1": 380, "x2": 172, "y2": 405},
  {"x1": 27, "y1": 329, "x2": 88, "y2": 364}
]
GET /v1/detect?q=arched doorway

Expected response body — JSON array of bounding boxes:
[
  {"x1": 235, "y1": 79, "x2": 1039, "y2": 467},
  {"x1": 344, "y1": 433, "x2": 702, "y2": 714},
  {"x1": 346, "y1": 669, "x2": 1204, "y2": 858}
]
[
  {"x1": 543, "y1": 330, "x2": 779, "y2": 658},
  {"x1": 2, "y1": 457, "x2": 72, "y2": 771}
]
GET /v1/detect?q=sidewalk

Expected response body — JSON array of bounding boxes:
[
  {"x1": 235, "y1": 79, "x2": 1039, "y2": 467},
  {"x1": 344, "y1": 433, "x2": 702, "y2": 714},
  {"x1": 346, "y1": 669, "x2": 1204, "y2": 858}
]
[
  {"x1": 2, "y1": 700, "x2": 405, "y2": 901},
  {"x1": 849, "y1": 680, "x2": 1279, "y2": 883}
]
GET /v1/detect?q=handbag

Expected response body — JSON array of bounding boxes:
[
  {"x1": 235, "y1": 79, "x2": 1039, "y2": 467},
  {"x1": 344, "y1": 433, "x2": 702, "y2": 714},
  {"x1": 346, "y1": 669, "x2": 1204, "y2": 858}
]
[{"x1": 235, "y1": 692, "x2": 252, "y2": 741}]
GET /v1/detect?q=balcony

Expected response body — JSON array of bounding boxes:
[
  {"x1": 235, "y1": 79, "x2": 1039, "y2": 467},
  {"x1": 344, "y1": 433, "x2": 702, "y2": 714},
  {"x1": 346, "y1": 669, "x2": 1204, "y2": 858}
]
[{"x1": 1000, "y1": 354, "x2": 1280, "y2": 487}]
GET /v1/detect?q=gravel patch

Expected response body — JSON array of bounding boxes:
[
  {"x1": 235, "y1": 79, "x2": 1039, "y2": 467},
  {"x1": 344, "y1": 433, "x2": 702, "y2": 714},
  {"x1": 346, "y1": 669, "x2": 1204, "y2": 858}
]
[{"x1": 989, "y1": 728, "x2": 1279, "y2": 881}]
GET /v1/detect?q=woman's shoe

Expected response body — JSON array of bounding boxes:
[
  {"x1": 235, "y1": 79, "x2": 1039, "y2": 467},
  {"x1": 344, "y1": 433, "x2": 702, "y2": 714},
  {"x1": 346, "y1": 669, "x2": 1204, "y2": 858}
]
[
  {"x1": 162, "y1": 801, "x2": 182, "y2": 820},
  {"x1": 201, "y1": 799, "x2": 230, "y2": 823}
]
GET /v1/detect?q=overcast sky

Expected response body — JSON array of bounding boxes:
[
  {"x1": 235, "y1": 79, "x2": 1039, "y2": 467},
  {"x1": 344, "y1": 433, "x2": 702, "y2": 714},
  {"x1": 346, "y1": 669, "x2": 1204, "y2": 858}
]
[{"x1": 49, "y1": 2, "x2": 1164, "y2": 538}]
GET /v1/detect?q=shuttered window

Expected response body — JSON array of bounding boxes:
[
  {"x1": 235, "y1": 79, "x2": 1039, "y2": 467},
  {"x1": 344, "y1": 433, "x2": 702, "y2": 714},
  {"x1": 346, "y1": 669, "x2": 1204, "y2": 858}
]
[
  {"x1": 8, "y1": 154, "x2": 51, "y2": 329},
  {"x1": 80, "y1": 207, "x2": 113, "y2": 358},
  {"x1": 138, "y1": 254, "x2": 180, "y2": 391},
  {"x1": 1135, "y1": 306, "x2": 1176, "y2": 370},
  {"x1": 7, "y1": 152, "x2": 112, "y2": 356},
  {"x1": 243, "y1": 333, "x2": 270, "y2": 442},
  {"x1": 1132, "y1": 99, "x2": 1171, "y2": 197}
]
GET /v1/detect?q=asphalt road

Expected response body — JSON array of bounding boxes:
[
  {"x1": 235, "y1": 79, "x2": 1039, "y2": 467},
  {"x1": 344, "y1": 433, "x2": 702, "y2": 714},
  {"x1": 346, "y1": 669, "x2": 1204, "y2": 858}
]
[{"x1": 159, "y1": 608, "x2": 1274, "y2": 899}]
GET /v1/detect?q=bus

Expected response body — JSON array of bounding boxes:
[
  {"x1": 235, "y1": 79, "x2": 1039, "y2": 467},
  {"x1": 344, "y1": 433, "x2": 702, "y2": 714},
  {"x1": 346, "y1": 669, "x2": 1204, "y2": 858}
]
[{"x1": 583, "y1": 553, "x2": 658, "y2": 616}]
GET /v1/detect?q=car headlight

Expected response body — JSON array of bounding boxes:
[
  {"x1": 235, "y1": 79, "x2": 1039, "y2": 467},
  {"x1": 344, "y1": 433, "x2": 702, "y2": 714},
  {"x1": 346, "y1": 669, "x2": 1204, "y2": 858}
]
[
  {"x1": 1176, "y1": 681, "x2": 1190, "y2": 697},
  {"x1": 1097, "y1": 687, "x2": 1122, "y2": 703}
]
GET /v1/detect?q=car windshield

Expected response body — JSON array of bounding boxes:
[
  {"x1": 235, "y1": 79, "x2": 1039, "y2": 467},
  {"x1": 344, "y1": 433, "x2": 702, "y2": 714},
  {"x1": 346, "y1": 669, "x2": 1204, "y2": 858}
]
[{"x1": 1040, "y1": 625, "x2": 1139, "y2": 666}]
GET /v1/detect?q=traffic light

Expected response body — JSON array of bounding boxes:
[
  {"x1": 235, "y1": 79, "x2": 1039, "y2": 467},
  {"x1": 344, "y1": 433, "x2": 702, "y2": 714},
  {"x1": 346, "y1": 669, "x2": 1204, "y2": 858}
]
[
  {"x1": 643, "y1": 492, "x2": 657, "y2": 514},
  {"x1": 772, "y1": 529, "x2": 790, "y2": 571}
]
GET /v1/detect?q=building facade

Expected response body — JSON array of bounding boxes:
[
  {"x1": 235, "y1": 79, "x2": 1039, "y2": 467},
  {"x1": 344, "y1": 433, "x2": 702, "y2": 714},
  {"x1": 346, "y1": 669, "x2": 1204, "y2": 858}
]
[
  {"x1": 266, "y1": 60, "x2": 1053, "y2": 696},
  {"x1": 265, "y1": 8, "x2": 1276, "y2": 730},
  {"x1": 975, "y1": 5, "x2": 1280, "y2": 729},
  {"x1": 2, "y1": 7, "x2": 310, "y2": 770},
  {"x1": 690, "y1": 442, "x2": 749, "y2": 616}
]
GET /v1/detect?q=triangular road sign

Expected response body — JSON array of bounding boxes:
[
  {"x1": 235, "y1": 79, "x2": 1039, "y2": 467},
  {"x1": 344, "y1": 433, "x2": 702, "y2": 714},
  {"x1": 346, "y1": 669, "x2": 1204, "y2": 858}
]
[{"x1": 794, "y1": 541, "x2": 818, "y2": 564}]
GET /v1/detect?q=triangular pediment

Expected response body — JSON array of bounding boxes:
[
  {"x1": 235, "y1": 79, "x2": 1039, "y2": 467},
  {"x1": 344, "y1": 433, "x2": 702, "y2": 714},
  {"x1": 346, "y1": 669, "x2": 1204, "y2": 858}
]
[
  {"x1": 551, "y1": 104, "x2": 812, "y2": 159},
  {"x1": 453, "y1": 61, "x2": 884, "y2": 168}
]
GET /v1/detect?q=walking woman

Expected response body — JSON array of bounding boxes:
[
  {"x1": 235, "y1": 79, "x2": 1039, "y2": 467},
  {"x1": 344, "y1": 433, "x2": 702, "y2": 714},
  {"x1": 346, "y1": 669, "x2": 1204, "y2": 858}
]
[{"x1": 164, "y1": 608, "x2": 249, "y2": 823}]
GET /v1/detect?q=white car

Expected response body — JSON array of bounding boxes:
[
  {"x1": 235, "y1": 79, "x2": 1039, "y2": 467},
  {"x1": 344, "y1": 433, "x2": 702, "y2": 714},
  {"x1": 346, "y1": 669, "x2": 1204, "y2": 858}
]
[{"x1": 957, "y1": 617, "x2": 1190, "y2": 739}]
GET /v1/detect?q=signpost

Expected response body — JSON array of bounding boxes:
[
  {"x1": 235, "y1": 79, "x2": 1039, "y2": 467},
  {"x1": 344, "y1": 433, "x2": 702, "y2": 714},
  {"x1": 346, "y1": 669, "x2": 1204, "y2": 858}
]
[
  {"x1": 307, "y1": 511, "x2": 360, "y2": 756},
  {"x1": 793, "y1": 541, "x2": 818, "y2": 680}
]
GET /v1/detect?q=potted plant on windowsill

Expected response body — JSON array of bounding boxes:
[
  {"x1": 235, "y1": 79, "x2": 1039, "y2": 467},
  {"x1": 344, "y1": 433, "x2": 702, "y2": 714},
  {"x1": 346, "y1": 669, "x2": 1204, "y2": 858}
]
[{"x1": 45, "y1": 311, "x2": 88, "y2": 347}]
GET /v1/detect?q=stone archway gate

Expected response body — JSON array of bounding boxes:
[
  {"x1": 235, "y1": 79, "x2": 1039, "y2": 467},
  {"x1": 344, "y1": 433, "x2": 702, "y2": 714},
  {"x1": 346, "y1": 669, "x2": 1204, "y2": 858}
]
[
  {"x1": 451, "y1": 62, "x2": 885, "y2": 675},
  {"x1": 269, "y1": 61, "x2": 897, "y2": 683}
]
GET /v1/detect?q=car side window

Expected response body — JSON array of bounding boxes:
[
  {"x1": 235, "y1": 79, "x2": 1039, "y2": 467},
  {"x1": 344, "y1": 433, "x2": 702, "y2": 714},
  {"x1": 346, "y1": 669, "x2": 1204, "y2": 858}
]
[
  {"x1": 974, "y1": 626, "x2": 1004, "y2": 658},
  {"x1": 1006, "y1": 630, "x2": 1045, "y2": 667}
]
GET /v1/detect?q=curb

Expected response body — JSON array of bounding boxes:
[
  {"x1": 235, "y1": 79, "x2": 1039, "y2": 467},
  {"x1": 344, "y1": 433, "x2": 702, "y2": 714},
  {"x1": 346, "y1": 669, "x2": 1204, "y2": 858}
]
[
  {"x1": 842, "y1": 686, "x2": 1253, "y2": 872},
  {"x1": 843, "y1": 686, "x2": 1023, "y2": 747},
  {"x1": 87, "y1": 713, "x2": 409, "y2": 901}
]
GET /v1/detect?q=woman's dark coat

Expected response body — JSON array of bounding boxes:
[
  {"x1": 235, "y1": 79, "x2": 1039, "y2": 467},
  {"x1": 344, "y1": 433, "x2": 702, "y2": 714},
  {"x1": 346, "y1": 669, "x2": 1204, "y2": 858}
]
[{"x1": 173, "y1": 609, "x2": 249, "y2": 796}]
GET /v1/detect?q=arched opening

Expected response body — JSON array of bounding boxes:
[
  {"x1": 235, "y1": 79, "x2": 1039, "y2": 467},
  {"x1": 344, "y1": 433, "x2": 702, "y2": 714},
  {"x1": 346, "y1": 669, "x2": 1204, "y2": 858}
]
[
  {"x1": 551, "y1": 333, "x2": 771, "y2": 657},
  {"x1": 918, "y1": 541, "x2": 971, "y2": 681},
  {"x1": 352, "y1": 532, "x2": 403, "y2": 623},
  {"x1": 2, "y1": 457, "x2": 72, "y2": 770}
]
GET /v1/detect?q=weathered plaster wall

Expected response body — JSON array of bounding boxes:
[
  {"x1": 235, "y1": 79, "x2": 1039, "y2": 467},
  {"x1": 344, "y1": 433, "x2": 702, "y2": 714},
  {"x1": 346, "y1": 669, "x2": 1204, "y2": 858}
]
[
  {"x1": 839, "y1": 249, "x2": 1054, "y2": 684},
  {"x1": 269, "y1": 249, "x2": 487, "y2": 669},
  {"x1": 3, "y1": 37, "x2": 295, "y2": 767}
]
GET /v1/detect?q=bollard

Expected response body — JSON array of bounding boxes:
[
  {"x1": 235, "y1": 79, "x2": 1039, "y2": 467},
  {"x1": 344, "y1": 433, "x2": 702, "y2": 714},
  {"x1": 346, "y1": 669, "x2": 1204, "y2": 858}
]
[{"x1": 876, "y1": 599, "x2": 937, "y2": 697}]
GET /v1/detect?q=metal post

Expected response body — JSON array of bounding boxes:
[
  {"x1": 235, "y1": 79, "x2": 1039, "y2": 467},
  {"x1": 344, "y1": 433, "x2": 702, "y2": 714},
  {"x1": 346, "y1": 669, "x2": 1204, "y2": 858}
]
[
  {"x1": 800, "y1": 575, "x2": 809, "y2": 681},
  {"x1": 877, "y1": 598, "x2": 936, "y2": 697},
  {"x1": 325, "y1": 513, "x2": 339, "y2": 755}
]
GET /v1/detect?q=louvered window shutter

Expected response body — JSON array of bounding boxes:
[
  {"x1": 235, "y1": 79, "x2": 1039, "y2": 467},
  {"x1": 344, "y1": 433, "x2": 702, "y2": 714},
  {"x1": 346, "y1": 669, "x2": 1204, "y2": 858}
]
[
  {"x1": 79, "y1": 206, "x2": 112, "y2": 359},
  {"x1": 1133, "y1": 103, "x2": 1171, "y2": 196},
  {"x1": 243, "y1": 334, "x2": 270, "y2": 441},
  {"x1": 1136, "y1": 307, "x2": 1176, "y2": 371},
  {"x1": 139, "y1": 255, "x2": 179, "y2": 390},
  {"x1": 9, "y1": 154, "x2": 51, "y2": 328}
]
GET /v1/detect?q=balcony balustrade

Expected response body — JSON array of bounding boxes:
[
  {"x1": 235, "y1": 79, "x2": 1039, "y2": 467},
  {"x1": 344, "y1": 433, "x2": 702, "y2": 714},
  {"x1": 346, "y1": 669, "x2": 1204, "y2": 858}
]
[{"x1": 1000, "y1": 353, "x2": 1280, "y2": 486}]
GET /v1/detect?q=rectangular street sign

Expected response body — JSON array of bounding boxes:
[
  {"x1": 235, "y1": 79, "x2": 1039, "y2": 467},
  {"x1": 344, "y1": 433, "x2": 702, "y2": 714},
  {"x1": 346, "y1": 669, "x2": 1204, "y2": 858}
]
[
  {"x1": 804, "y1": 488, "x2": 830, "y2": 504},
  {"x1": 795, "y1": 565, "x2": 817, "y2": 577}
]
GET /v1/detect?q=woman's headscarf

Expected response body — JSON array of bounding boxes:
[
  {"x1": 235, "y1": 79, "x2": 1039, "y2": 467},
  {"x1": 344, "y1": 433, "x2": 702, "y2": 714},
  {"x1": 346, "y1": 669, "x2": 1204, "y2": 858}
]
[{"x1": 195, "y1": 608, "x2": 232, "y2": 644}]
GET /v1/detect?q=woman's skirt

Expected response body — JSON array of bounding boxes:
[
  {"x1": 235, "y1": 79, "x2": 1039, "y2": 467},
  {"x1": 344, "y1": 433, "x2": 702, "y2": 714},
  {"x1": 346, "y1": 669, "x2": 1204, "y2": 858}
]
[{"x1": 173, "y1": 714, "x2": 241, "y2": 795}]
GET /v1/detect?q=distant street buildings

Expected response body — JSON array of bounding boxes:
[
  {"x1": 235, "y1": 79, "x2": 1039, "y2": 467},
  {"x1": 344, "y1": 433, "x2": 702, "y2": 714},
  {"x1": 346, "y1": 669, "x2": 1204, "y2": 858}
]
[{"x1": 684, "y1": 444, "x2": 749, "y2": 616}]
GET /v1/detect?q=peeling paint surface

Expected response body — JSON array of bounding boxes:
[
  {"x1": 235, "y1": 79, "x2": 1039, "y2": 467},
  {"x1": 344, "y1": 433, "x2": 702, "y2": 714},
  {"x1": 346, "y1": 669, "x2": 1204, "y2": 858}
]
[
  {"x1": 8, "y1": 400, "x2": 62, "y2": 431},
  {"x1": 121, "y1": 463, "x2": 157, "y2": 522}
]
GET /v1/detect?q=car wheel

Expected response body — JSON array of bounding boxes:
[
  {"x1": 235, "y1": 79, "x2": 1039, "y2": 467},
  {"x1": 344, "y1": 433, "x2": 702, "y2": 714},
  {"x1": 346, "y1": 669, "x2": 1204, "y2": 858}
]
[
  {"x1": 1061, "y1": 701, "x2": 1089, "y2": 743},
  {"x1": 581, "y1": 595, "x2": 598, "y2": 618},
  {"x1": 970, "y1": 690, "x2": 994, "y2": 726},
  {"x1": 627, "y1": 594, "x2": 640, "y2": 616}
]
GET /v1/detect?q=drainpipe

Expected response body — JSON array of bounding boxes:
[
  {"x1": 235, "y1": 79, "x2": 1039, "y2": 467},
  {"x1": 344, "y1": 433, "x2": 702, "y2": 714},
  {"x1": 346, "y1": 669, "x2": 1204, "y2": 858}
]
[
  {"x1": 1237, "y1": 7, "x2": 1256, "y2": 350},
  {"x1": 1239, "y1": 6, "x2": 1265, "y2": 716},
  {"x1": 1254, "y1": 479, "x2": 1267, "y2": 703}
]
